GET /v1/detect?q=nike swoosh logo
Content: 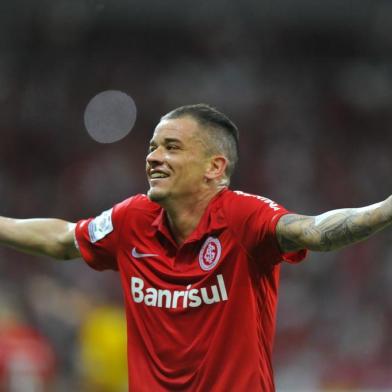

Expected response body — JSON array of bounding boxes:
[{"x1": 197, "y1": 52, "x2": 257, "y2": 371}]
[{"x1": 131, "y1": 247, "x2": 159, "y2": 259}]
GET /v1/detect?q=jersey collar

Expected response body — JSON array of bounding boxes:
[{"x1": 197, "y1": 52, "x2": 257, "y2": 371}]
[{"x1": 152, "y1": 188, "x2": 228, "y2": 246}]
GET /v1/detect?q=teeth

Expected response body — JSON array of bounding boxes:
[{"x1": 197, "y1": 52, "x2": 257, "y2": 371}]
[{"x1": 151, "y1": 172, "x2": 168, "y2": 179}]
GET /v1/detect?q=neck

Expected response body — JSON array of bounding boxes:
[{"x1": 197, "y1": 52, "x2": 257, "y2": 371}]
[{"x1": 162, "y1": 186, "x2": 225, "y2": 245}]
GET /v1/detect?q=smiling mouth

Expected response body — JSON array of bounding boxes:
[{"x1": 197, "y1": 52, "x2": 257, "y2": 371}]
[
  {"x1": 148, "y1": 168, "x2": 170, "y2": 181},
  {"x1": 149, "y1": 174, "x2": 170, "y2": 187},
  {"x1": 150, "y1": 173, "x2": 169, "y2": 179}
]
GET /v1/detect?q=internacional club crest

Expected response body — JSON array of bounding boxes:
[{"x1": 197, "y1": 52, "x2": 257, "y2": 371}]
[{"x1": 199, "y1": 237, "x2": 222, "y2": 271}]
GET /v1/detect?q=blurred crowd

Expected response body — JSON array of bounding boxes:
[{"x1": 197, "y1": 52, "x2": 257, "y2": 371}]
[{"x1": 0, "y1": 1, "x2": 391, "y2": 390}]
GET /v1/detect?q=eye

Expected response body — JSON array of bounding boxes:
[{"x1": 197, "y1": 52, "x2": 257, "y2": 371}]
[
  {"x1": 148, "y1": 145, "x2": 156, "y2": 153},
  {"x1": 166, "y1": 144, "x2": 179, "y2": 151}
]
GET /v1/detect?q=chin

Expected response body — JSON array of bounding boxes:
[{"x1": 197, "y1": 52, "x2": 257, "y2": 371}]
[{"x1": 147, "y1": 187, "x2": 168, "y2": 203}]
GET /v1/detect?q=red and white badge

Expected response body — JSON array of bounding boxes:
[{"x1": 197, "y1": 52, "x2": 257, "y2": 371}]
[{"x1": 199, "y1": 237, "x2": 222, "y2": 271}]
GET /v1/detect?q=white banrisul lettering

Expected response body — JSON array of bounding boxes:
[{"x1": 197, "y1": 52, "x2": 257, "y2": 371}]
[
  {"x1": 188, "y1": 289, "x2": 202, "y2": 307},
  {"x1": 131, "y1": 277, "x2": 144, "y2": 303},
  {"x1": 217, "y1": 274, "x2": 228, "y2": 300},
  {"x1": 200, "y1": 285, "x2": 220, "y2": 304},
  {"x1": 130, "y1": 275, "x2": 228, "y2": 309},
  {"x1": 183, "y1": 285, "x2": 192, "y2": 308},
  {"x1": 172, "y1": 291, "x2": 185, "y2": 308},
  {"x1": 234, "y1": 190, "x2": 280, "y2": 211},
  {"x1": 144, "y1": 288, "x2": 157, "y2": 306},
  {"x1": 157, "y1": 290, "x2": 172, "y2": 308}
]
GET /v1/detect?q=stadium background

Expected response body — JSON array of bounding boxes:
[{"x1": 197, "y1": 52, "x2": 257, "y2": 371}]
[{"x1": 0, "y1": 0, "x2": 391, "y2": 390}]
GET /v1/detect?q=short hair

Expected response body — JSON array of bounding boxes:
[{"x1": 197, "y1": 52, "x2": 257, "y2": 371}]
[{"x1": 161, "y1": 103, "x2": 239, "y2": 180}]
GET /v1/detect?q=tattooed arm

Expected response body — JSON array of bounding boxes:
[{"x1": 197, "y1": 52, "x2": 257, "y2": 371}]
[{"x1": 276, "y1": 196, "x2": 392, "y2": 252}]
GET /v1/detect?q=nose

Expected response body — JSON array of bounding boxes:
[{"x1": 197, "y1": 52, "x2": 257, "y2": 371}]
[{"x1": 146, "y1": 146, "x2": 164, "y2": 167}]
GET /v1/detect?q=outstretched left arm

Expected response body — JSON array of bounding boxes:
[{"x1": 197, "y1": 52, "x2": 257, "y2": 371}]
[{"x1": 276, "y1": 196, "x2": 392, "y2": 252}]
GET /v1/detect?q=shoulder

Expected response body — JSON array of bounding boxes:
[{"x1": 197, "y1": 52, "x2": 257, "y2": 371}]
[
  {"x1": 218, "y1": 189, "x2": 288, "y2": 255},
  {"x1": 112, "y1": 194, "x2": 161, "y2": 224},
  {"x1": 115, "y1": 193, "x2": 160, "y2": 212},
  {"x1": 222, "y1": 189, "x2": 283, "y2": 215},
  {"x1": 128, "y1": 194, "x2": 160, "y2": 210},
  {"x1": 221, "y1": 189, "x2": 289, "y2": 238}
]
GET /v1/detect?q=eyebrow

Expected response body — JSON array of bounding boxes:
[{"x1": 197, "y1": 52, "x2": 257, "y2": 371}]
[{"x1": 149, "y1": 137, "x2": 183, "y2": 145}]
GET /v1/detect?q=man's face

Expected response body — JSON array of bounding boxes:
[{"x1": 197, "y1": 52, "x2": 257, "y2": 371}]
[{"x1": 146, "y1": 116, "x2": 210, "y2": 203}]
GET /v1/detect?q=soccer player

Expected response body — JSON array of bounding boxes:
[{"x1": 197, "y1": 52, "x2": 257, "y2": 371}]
[{"x1": 0, "y1": 104, "x2": 391, "y2": 391}]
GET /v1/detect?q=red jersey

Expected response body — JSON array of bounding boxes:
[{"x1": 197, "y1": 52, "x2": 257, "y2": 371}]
[{"x1": 75, "y1": 188, "x2": 306, "y2": 391}]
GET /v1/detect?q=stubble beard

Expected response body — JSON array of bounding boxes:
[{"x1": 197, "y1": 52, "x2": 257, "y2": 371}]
[{"x1": 147, "y1": 186, "x2": 168, "y2": 203}]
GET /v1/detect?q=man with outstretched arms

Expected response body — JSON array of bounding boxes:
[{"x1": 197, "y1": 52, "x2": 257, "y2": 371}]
[{"x1": 0, "y1": 104, "x2": 391, "y2": 391}]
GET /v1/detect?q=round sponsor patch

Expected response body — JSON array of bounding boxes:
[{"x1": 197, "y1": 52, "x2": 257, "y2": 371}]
[{"x1": 199, "y1": 237, "x2": 222, "y2": 271}]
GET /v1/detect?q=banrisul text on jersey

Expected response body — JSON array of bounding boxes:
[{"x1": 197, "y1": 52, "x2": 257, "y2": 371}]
[{"x1": 131, "y1": 274, "x2": 228, "y2": 309}]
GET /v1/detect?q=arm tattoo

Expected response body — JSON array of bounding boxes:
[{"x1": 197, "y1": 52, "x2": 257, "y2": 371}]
[
  {"x1": 277, "y1": 198, "x2": 392, "y2": 252},
  {"x1": 276, "y1": 215, "x2": 309, "y2": 252},
  {"x1": 313, "y1": 209, "x2": 374, "y2": 251}
]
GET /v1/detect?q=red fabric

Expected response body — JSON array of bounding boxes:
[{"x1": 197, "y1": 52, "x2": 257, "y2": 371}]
[{"x1": 75, "y1": 188, "x2": 307, "y2": 392}]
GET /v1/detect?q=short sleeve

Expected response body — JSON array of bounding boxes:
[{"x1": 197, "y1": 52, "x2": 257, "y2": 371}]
[
  {"x1": 75, "y1": 197, "x2": 133, "y2": 271},
  {"x1": 229, "y1": 191, "x2": 307, "y2": 266}
]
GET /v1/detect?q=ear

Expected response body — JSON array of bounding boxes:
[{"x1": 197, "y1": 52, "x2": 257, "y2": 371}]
[{"x1": 204, "y1": 155, "x2": 228, "y2": 181}]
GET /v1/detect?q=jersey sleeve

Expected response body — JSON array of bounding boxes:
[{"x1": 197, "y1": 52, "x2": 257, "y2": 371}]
[
  {"x1": 229, "y1": 191, "x2": 307, "y2": 266},
  {"x1": 75, "y1": 197, "x2": 133, "y2": 271},
  {"x1": 256, "y1": 206, "x2": 307, "y2": 265}
]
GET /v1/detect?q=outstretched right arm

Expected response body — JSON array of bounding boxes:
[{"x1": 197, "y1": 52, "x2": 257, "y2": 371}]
[{"x1": 0, "y1": 217, "x2": 81, "y2": 260}]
